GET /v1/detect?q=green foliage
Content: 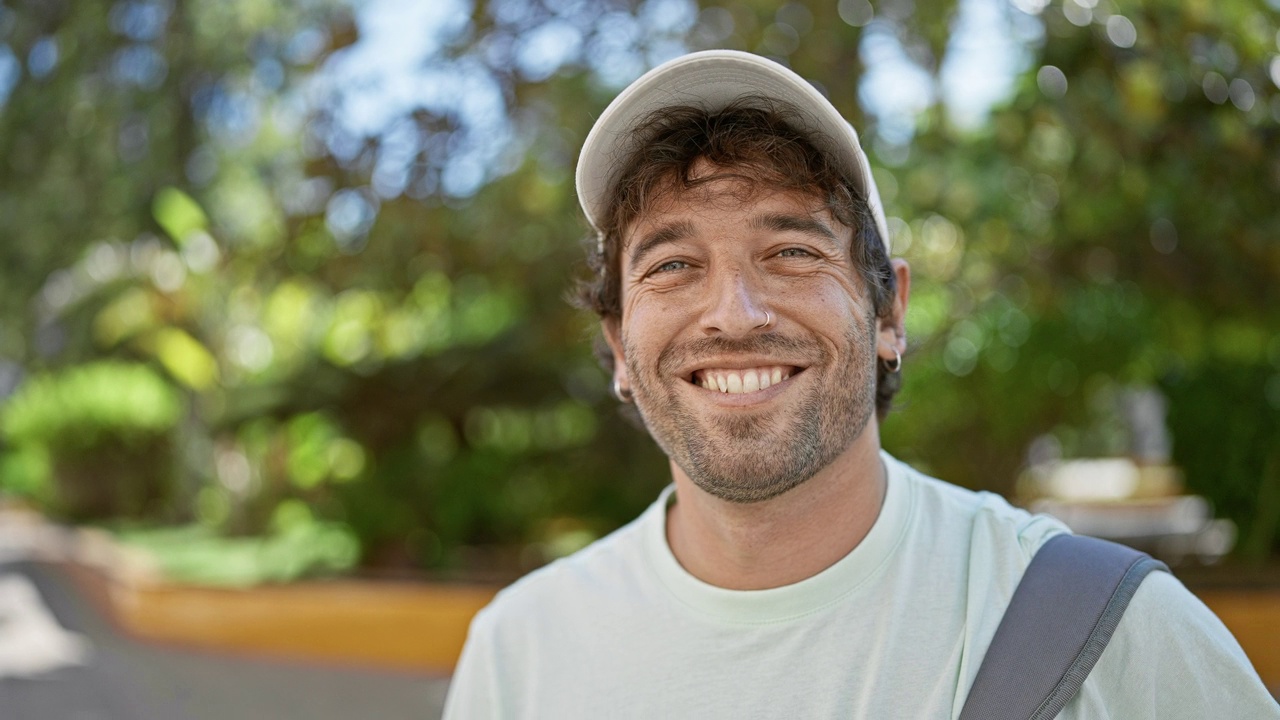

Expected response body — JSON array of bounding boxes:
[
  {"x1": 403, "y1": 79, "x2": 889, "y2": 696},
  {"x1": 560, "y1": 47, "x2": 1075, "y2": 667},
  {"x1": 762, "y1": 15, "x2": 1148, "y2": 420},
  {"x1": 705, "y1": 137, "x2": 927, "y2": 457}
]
[
  {"x1": 1, "y1": 0, "x2": 1276, "y2": 577},
  {"x1": 1164, "y1": 365, "x2": 1280, "y2": 561},
  {"x1": 114, "y1": 504, "x2": 360, "y2": 587},
  {"x1": 1, "y1": 361, "x2": 182, "y2": 451},
  {"x1": 0, "y1": 360, "x2": 183, "y2": 520},
  {"x1": 152, "y1": 186, "x2": 210, "y2": 246},
  {"x1": 0, "y1": 444, "x2": 52, "y2": 502},
  {"x1": 876, "y1": 0, "x2": 1280, "y2": 560}
]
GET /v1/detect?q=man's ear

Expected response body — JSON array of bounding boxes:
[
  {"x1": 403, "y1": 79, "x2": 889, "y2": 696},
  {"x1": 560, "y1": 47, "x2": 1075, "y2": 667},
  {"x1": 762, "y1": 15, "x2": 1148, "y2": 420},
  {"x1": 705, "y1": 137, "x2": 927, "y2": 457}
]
[
  {"x1": 876, "y1": 258, "x2": 911, "y2": 363},
  {"x1": 601, "y1": 316, "x2": 629, "y2": 390}
]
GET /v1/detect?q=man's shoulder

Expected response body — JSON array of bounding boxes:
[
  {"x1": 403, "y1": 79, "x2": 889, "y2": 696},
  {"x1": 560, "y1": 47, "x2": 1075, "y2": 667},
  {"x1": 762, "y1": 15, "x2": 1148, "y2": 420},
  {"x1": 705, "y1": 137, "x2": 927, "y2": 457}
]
[
  {"x1": 1107, "y1": 569, "x2": 1252, "y2": 661},
  {"x1": 1068, "y1": 569, "x2": 1280, "y2": 717},
  {"x1": 890, "y1": 455, "x2": 1067, "y2": 558}
]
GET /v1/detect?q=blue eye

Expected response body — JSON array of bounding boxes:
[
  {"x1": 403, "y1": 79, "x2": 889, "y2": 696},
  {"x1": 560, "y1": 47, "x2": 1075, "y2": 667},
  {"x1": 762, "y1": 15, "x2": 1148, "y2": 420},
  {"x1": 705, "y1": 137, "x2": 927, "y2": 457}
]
[
  {"x1": 778, "y1": 248, "x2": 813, "y2": 258},
  {"x1": 654, "y1": 260, "x2": 688, "y2": 273}
]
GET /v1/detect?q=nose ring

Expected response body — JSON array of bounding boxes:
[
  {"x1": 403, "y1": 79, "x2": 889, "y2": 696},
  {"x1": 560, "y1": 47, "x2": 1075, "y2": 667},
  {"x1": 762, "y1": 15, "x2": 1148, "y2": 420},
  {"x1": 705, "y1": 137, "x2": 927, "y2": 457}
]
[{"x1": 755, "y1": 311, "x2": 773, "y2": 330}]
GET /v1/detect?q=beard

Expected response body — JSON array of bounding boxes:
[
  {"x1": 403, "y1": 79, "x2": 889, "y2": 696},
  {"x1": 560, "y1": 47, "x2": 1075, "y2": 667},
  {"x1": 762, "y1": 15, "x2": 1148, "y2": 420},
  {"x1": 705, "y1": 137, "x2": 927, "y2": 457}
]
[{"x1": 624, "y1": 320, "x2": 878, "y2": 504}]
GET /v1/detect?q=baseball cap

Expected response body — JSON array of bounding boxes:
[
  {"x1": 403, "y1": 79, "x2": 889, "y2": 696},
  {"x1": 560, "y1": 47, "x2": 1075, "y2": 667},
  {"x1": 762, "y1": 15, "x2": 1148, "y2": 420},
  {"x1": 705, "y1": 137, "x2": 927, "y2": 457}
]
[{"x1": 575, "y1": 49, "x2": 891, "y2": 253}]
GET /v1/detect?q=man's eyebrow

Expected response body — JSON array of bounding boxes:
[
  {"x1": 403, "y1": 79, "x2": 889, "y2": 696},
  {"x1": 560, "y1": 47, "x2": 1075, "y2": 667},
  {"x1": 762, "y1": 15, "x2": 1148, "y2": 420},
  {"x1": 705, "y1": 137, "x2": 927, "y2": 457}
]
[
  {"x1": 628, "y1": 220, "x2": 697, "y2": 269},
  {"x1": 749, "y1": 212, "x2": 840, "y2": 245}
]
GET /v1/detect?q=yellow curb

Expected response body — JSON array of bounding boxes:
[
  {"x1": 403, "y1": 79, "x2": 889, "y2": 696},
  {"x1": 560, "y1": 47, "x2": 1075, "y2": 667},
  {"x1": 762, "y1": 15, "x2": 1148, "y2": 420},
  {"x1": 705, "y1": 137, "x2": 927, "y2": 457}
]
[
  {"x1": 10, "y1": 518, "x2": 501, "y2": 672},
  {"x1": 103, "y1": 575, "x2": 497, "y2": 672}
]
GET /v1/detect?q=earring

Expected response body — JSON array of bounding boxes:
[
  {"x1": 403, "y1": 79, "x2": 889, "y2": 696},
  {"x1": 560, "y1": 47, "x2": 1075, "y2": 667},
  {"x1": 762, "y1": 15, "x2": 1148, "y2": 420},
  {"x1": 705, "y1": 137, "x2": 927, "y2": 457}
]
[
  {"x1": 612, "y1": 377, "x2": 633, "y2": 403},
  {"x1": 883, "y1": 347, "x2": 902, "y2": 373}
]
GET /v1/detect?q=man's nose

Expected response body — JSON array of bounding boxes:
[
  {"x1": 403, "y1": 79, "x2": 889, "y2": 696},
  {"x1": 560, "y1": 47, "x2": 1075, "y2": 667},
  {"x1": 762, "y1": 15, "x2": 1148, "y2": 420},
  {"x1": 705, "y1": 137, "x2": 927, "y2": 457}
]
[{"x1": 698, "y1": 265, "x2": 772, "y2": 336}]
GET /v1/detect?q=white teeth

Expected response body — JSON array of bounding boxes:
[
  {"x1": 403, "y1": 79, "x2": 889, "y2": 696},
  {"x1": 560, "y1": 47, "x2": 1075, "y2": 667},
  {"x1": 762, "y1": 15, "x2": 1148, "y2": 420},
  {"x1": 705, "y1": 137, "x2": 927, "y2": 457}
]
[{"x1": 697, "y1": 366, "x2": 794, "y2": 395}]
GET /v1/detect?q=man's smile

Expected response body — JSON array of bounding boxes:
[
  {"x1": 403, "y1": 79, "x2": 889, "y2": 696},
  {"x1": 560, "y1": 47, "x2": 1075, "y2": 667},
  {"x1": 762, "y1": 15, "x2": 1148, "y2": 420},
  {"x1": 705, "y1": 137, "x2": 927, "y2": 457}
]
[{"x1": 690, "y1": 366, "x2": 800, "y2": 394}]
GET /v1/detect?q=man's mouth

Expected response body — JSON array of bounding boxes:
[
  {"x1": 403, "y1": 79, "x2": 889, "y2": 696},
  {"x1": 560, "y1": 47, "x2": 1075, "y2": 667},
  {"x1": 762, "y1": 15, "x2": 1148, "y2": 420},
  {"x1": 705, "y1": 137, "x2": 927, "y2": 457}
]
[{"x1": 691, "y1": 366, "x2": 798, "y2": 395}]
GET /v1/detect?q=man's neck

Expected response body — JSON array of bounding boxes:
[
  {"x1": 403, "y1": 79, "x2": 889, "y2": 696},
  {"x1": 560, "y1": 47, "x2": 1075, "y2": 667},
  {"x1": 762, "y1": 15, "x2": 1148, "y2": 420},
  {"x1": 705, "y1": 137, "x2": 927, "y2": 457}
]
[{"x1": 664, "y1": 432, "x2": 888, "y2": 591}]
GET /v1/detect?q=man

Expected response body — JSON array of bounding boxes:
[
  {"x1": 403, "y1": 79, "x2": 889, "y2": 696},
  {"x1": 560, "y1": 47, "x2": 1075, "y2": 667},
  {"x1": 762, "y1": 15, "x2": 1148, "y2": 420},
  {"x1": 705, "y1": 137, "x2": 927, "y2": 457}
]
[{"x1": 444, "y1": 50, "x2": 1277, "y2": 718}]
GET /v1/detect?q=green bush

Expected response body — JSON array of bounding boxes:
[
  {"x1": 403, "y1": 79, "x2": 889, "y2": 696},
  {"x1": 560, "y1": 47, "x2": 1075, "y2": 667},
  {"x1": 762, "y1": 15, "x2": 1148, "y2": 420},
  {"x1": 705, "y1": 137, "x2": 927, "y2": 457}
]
[
  {"x1": 2, "y1": 361, "x2": 182, "y2": 452},
  {"x1": 114, "y1": 501, "x2": 360, "y2": 587},
  {"x1": 1164, "y1": 364, "x2": 1280, "y2": 561},
  {"x1": 0, "y1": 361, "x2": 184, "y2": 520},
  {"x1": 0, "y1": 445, "x2": 53, "y2": 504}
]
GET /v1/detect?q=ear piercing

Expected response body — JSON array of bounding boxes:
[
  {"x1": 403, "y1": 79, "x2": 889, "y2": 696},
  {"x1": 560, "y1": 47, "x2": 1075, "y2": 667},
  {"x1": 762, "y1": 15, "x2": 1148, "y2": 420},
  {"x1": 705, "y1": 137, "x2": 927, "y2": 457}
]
[
  {"x1": 883, "y1": 347, "x2": 902, "y2": 373},
  {"x1": 612, "y1": 377, "x2": 634, "y2": 403}
]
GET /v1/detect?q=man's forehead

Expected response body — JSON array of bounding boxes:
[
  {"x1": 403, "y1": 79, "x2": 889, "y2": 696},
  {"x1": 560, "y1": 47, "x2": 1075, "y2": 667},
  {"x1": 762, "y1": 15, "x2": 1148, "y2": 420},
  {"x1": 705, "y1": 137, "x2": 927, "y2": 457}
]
[
  {"x1": 624, "y1": 172, "x2": 838, "y2": 233},
  {"x1": 620, "y1": 177, "x2": 848, "y2": 263}
]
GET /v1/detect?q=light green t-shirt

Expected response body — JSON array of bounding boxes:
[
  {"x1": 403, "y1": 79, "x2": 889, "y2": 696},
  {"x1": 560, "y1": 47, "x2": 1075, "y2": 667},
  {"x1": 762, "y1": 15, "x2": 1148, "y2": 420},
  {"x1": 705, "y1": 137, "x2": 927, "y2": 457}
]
[{"x1": 444, "y1": 453, "x2": 1278, "y2": 719}]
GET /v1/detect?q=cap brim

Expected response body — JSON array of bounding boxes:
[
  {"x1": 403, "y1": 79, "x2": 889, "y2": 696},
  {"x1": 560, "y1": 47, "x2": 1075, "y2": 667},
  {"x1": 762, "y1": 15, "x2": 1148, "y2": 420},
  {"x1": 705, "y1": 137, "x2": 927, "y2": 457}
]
[{"x1": 575, "y1": 49, "x2": 890, "y2": 253}]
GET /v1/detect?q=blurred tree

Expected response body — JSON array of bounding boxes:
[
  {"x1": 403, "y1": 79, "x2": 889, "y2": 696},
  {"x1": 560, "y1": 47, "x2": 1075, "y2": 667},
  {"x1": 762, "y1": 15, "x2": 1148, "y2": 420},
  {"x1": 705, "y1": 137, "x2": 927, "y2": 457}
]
[
  {"x1": 0, "y1": 0, "x2": 355, "y2": 358},
  {"x1": 877, "y1": 0, "x2": 1280, "y2": 558},
  {"x1": 2, "y1": 0, "x2": 1277, "y2": 582}
]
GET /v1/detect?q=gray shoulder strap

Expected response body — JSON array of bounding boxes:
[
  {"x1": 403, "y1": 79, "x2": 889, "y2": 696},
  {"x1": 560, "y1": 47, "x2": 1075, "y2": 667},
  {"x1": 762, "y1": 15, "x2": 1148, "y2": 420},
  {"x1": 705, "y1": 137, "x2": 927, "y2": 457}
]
[{"x1": 957, "y1": 533, "x2": 1169, "y2": 720}]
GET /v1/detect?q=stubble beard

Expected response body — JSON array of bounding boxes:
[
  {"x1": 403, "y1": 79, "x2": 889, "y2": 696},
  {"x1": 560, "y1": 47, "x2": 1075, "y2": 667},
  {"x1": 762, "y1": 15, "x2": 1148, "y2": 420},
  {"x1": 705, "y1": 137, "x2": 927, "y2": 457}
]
[{"x1": 625, "y1": 324, "x2": 878, "y2": 504}]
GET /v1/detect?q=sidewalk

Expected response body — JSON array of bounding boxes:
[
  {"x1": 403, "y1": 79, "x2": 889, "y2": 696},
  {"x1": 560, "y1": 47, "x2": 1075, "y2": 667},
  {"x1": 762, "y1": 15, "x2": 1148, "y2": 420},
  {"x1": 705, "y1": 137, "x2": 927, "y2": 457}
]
[{"x1": 0, "y1": 559, "x2": 451, "y2": 719}]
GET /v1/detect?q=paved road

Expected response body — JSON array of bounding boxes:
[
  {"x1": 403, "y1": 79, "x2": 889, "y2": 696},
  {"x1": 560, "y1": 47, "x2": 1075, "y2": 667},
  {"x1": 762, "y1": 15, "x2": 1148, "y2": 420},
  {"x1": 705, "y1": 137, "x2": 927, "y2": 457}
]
[{"x1": 0, "y1": 560, "x2": 450, "y2": 719}]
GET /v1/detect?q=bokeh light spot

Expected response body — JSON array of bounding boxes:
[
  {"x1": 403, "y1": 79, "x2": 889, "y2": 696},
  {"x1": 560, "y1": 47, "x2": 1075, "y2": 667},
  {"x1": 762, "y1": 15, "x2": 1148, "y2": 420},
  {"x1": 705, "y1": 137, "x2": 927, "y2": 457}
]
[
  {"x1": 1105, "y1": 16, "x2": 1137, "y2": 49},
  {"x1": 1228, "y1": 78, "x2": 1255, "y2": 111},
  {"x1": 1202, "y1": 71, "x2": 1229, "y2": 104},
  {"x1": 837, "y1": 0, "x2": 873, "y2": 28},
  {"x1": 1150, "y1": 218, "x2": 1178, "y2": 254},
  {"x1": 1037, "y1": 65, "x2": 1068, "y2": 98}
]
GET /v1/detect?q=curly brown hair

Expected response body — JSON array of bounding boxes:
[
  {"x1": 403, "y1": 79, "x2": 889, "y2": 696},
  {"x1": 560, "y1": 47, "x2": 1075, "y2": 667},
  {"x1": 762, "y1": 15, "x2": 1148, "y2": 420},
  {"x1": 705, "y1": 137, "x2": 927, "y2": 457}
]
[{"x1": 573, "y1": 99, "x2": 902, "y2": 419}]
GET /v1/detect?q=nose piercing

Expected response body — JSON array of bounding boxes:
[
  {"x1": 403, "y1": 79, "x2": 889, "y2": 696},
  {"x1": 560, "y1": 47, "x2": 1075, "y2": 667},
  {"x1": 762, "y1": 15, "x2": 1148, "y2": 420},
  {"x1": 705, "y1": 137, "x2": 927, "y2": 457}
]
[{"x1": 755, "y1": 311, "x2": 773, "y2": 330}]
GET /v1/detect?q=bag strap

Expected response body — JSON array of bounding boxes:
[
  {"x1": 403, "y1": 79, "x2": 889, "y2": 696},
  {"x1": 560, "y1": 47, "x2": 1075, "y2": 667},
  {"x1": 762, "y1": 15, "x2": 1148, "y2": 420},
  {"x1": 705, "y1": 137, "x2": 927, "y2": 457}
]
[{"x1": 957, "y1": 533, "x2": 1169, "y2": 720}]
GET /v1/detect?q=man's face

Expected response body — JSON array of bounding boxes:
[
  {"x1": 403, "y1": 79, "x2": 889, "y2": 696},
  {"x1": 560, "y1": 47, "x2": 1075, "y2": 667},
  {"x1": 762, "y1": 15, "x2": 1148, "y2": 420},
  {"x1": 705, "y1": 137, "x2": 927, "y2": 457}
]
[{"x1": 604, "y1": 168, "x2": 885, "y2": 503}]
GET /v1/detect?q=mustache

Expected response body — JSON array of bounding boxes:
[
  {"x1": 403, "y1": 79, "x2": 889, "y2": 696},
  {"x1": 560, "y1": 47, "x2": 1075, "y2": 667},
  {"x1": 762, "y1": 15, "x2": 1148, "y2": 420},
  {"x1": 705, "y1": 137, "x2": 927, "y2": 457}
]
[{"x1": 652, "y1": 333, "x2": 823, "y2": 374}]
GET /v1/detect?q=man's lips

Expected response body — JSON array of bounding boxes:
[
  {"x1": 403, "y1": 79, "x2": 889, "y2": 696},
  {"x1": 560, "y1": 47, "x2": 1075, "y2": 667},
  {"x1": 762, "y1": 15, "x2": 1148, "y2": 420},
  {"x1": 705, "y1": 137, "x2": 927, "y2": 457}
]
[{"x1": 689, "y1": 365, "x2": 801, "y2": 395}]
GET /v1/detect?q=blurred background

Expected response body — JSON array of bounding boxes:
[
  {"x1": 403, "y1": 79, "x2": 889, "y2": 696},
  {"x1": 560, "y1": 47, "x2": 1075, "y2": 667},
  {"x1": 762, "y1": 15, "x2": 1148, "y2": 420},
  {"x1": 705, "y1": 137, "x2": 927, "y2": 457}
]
[{"x1": 0, "y1": 0, "x2": 1278, "y2": 713}]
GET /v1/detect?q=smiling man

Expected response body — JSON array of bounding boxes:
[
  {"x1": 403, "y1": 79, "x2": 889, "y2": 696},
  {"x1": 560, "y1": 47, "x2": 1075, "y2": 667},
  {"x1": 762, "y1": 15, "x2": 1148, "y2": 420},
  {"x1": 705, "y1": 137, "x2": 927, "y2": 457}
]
[
  {"x1": 442, "y1": 50, "x2": 1277, "y2": 719},
  {"x1": 601, "y1": 151, "x2": 902, "y2": 591}
]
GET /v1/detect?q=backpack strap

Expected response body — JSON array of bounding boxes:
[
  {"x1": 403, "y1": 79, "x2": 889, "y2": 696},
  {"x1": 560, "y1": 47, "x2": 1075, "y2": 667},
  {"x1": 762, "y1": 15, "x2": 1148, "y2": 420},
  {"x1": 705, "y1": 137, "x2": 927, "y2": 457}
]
[{"x1": 957, "y1": 533, "x2": 1169, "y2": 720}]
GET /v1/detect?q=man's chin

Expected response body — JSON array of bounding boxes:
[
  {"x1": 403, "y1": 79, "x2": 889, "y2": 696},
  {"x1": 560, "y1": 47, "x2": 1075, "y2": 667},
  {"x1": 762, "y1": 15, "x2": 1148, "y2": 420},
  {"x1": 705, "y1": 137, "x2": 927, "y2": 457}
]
[
  {"x1": 684, "y1": 462, "x2": 813, "y2": 504},
  {"x1": 707, "y1": 411, "x2": 783, "y2": 441}
]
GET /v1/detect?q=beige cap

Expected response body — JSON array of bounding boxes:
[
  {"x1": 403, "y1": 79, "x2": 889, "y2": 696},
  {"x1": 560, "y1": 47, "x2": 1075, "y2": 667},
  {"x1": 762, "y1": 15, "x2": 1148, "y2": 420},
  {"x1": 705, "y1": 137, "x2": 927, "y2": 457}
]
[{"x1": 575, "y1": 49, "x2": 890, "y2": 252}]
